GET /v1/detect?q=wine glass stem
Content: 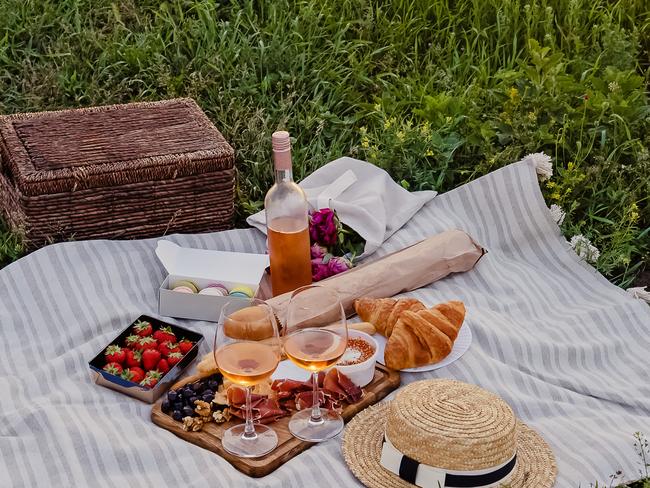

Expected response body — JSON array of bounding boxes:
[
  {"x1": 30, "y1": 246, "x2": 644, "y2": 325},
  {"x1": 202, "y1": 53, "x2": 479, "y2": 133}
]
[
  {"x1": 310, "y1": 372, "x2": 323, "y2": 423},
  {"x1": 243, "y1": 386, "x2": 257, "y2": 439}
]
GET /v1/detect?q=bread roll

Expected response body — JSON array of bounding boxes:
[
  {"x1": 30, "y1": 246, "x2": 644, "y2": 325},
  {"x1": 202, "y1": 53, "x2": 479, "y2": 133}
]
[{"x1": 224, "y1": 305, "x2": 276, "y2": 341}]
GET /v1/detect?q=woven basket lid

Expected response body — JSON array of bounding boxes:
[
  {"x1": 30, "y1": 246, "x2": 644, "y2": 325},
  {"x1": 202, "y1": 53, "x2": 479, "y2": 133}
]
[
  {"x1": 342, "y1": 379, "x2": 557, "y2": 488},
  {"x1": 0, "y1": 98, "x2": 234, "y2": 196}
]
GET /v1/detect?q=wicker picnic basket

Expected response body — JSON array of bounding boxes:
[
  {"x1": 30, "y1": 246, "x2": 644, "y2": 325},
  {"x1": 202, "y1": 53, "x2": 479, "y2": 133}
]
[{"x1": 0, "y1": 98, "x2": 235, "y2": 247}]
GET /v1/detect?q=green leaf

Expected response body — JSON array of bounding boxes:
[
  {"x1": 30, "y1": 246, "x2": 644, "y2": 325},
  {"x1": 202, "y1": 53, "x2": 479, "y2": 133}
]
[{"x1": 590, "y1": 216, "x2": 616, "y2": 225}]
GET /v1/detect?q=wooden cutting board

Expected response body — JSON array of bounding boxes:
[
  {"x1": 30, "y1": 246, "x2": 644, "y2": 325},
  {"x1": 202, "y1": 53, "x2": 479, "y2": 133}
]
[{"x1": 151, "y1": 365, "x2": 400, "y2": 477}]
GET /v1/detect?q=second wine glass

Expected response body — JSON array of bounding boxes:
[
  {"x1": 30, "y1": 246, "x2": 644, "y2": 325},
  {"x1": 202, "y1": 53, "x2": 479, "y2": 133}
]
[{"x1": 283, "y1": 285, "x2": 348, "y2": 442}]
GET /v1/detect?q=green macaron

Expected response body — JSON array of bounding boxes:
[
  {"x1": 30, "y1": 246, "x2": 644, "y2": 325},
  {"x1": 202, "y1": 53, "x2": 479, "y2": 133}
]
[
  {"x1": 228, "y1": 291, "x2": 250, "y2": 298},
  {"x1": 171, "y1": 280, "x2": 199, "y2": 293},
  {"x1": 229, "y1": 285, "x2": 254, "y2": 298}
]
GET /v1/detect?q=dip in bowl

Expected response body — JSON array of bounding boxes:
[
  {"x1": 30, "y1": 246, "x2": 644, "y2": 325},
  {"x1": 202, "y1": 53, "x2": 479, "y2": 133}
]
[{"x1": 334, "y1": 329, "x2": 378, "y2": 387}]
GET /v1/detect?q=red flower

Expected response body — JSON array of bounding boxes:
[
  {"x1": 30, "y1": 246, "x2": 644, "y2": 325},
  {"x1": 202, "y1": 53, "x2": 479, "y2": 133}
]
[
  {"x1": 309, "y1": 208, "x2": 338, "y2": 247},
  {"x1": 310, "y1": 243, "x2": 327, "y2": 259},
  {"x1": 311, "y1": 257, "x2": 332, "y2": 282},
  {"x1": 327, "y1": 256, "x2": 352, "y2": 275}
]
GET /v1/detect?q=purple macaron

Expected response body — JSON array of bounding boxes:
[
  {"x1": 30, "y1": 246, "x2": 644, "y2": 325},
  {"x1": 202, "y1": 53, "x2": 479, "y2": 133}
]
[{"x1": 204, "y1": 282, "x2": 229, "y2": 293}]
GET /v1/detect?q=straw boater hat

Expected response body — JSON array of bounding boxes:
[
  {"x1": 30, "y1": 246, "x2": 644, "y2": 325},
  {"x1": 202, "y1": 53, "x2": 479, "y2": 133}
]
[{"x1": 343, "y1": 379, "x2": 556, "y2": 488}]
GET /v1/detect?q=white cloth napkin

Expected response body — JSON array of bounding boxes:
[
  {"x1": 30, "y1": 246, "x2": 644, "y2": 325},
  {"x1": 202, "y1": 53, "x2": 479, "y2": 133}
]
[{"x1": 246, "y1": 156, "x2": 437, "y2": 257}]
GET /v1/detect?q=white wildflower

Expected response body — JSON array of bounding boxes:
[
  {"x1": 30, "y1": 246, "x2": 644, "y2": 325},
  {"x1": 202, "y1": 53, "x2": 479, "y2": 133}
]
[
  {"x1": 608, "y1": 81, "x2": 620, "y2": 93},
  {"x1": 569, "y1": 235, "x2": 600, "y2": 264},
  {"x1": 548, "y1": 204, "x2": 566, "y2": 226},
  {"x1": 523, "y1": 152, "x2": 553, "y2": 181},
  {"x1": 626, "y1": 287, "x2": 650, "y2": 304}
]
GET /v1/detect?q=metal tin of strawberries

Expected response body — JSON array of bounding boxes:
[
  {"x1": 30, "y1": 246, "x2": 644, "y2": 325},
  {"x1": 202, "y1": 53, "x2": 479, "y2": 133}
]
[{"x1": 88, "y1": 315, "x2": 204, "y2": 403}]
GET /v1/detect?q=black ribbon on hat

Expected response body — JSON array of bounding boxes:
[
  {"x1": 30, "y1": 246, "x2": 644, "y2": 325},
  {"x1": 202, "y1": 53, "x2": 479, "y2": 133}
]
[{"x1": 386, "y1": 436, "x2": 517, "y2": 488}]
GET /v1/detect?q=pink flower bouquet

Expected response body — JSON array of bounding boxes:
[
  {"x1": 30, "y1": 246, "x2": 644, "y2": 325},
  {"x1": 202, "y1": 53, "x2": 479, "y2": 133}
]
[{"x1": 308, "y1": 208, "x2": 363, "y2": 282}]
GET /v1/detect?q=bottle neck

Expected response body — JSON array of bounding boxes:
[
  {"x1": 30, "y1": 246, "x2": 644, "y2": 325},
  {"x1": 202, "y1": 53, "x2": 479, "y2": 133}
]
[
  {"x1": 273, "y1": 144, "x2": 292, "y2": 182},
  {"x1": 275, "y1": 168, "x2": 293, "y2": 183}
]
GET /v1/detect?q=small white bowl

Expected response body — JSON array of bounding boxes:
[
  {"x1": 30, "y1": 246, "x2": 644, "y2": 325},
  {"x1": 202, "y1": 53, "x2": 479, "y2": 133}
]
[{"x1": 334, "y1": 330, "x2": 378, "y2": 387}]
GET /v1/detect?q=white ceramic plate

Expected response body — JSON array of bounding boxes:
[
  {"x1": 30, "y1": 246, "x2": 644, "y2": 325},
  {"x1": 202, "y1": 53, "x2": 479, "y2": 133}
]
[
  {"x1": 373, "y1": 324, "x2": 472, "y2": 372},
  {"x1": 271, "y1": 324, "x2": 472, "y2": 379},
  {"x1": 272, "y1": 359, "x2": 311, "y2": 382}
]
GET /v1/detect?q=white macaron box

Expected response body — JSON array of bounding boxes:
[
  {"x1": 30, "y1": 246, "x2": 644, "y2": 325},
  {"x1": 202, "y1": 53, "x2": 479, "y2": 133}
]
[{"x1": 155, "y1": 240, "x2": 269, "y2": 322}]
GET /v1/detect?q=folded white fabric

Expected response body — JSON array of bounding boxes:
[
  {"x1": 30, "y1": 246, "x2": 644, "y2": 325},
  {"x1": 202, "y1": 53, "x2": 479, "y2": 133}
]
[
  {"x1": 247, "y1": 156, "x2": 437, "y2": 257},
  {"x1": 627, "y1": 286, "x2": 650, "y2": 303}
]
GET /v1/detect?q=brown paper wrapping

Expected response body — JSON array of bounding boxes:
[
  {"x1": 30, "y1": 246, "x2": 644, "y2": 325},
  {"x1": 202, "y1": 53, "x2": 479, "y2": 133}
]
[{"x1": 265, "y1": 229, "x2": 485, "y2": 325}]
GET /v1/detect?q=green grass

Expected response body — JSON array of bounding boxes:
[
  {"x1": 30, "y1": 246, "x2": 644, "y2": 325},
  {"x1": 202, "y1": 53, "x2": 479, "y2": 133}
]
[
  {"x1": 0, "y1": 220, "x2": 23, "y2": 268},
  {"x1": 0, "y1": 0, "x2": 648, "y2": 287}
]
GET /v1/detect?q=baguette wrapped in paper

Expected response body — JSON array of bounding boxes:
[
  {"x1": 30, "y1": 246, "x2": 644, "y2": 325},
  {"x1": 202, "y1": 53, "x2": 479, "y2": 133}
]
[{"x1": 266, "y1": 229, "x2": 485, "y2": 325}]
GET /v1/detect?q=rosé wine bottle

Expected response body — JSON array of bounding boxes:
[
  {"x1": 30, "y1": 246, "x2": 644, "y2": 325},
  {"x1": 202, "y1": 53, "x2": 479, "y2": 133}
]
[{"x1": 265, "y1": 131, "x2": 312, "y2": 296}]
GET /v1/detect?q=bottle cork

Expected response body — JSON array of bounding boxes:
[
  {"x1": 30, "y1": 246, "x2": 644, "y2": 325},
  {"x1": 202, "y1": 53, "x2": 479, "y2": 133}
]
[{"x1": 272, "y1": 131, "x2": 292, "y2": 170}]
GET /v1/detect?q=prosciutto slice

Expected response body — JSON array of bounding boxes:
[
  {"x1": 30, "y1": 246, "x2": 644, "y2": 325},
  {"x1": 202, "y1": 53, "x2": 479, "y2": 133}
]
[
  {"x1": 227, "y1": 368, "x2": 363, "y2": 422},
  {"x1": 273, "y1": 368, "x2": 363, "y2": 412},
  {"x1": 294, "y1": 390, "x2": 343, "y2": 413},
  {"x1": 227, "y1": 387, "x2": 288, "y2": 424},
  {"x1": 329, "y1": 369, "x2": 363, "y2": 403},
  {"x1": 270, "y1": 378, "x2": 312, "y2": 401}
]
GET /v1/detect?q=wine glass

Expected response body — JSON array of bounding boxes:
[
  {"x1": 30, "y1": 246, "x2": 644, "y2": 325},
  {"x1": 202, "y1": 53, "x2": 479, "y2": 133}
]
[
  {"x1": 284, "y1": 285, "x2": 348, "y2": 442},
  {"x1": 214, "y1": 298, "x2": 281, "y2": 458}
]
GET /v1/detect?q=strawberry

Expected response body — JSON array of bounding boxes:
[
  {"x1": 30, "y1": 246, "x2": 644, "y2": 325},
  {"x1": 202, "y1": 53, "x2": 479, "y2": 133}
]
[
  {"x1": 178, "y1": 339, "x2": 194, "y2": 355},
  {"x1": 104, "y1": 345, "x2": 126, "y2": 364},
  {"x1": 140, "y1": 377, "x2": 157, "y2": 388},
  {"x1": 142, "y1": 348, "x2": 161, "y2": 371},
  {"x1": 166, "y1": 351, "x2": 183, "y2": 367},
  {"x1": 135, "y1": 336, "x2": 158, "y2": 351},
  {"x1": 153, "y1": 326, "x2": 176, "y2": 344},
  {"x1": 103, "y1": 362, "x2": 123, "y2": 375},
  {"x1": 158, "y1": 341, "x2": 179, "y2": 357},
  {"x1": 140, "y1": 370, "x2": 162, "y2": 388},
  {"x1": 133, "y1": 320, "x2": 153, "y2": 337},
  {"x1": 124, "y1": 334, "x2": 140, "y2": 348},
  {"x1": 124, "y1": 349, "x2": 142, "y2": 368},
  {"x1": 157, "y1": 358, "x2": 170, "y2": 374},
  {"x1": 121, "y1": 367, "x2": 145, "y2": 383}
]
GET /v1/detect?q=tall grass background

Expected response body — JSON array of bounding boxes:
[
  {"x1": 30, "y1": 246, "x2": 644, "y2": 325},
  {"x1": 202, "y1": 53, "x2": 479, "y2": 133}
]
[{"x1": 0, "y1": 0, "x2": 648, "y2": 287}]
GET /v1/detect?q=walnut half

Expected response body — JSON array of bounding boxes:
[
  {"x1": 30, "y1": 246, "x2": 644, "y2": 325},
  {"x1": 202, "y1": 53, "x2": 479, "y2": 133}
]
[
  {"x1": 212, "y1": 408, "x2": 231, "y2": 424},
  {"x1": 194, "y1": 400, "x2": 212, "y2": 418},
  {"x1": 182, "y1": 416, "x2": 204, "y2": 432}
]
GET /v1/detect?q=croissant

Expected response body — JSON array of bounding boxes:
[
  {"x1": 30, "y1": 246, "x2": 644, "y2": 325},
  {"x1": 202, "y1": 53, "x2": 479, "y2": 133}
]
[
  {"x1": 419, "y1": 308, "x2": 461, "y2": 341},
  {"x1": 433, "y1": 301, "x2": 465, "y2": 337},
  {"x1": 354, "y1": 297, "x2": 466, "y2": 369},
  {"x1": 354, "y1": 298, "x2": 425, "y2": 337},
  {"x1": 385, "y1": 310, "x2": 453, "y2": 369}
]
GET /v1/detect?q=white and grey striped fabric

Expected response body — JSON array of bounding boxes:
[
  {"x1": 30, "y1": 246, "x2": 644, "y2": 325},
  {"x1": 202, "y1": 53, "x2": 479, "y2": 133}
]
[{"x1": 1, "y1": 160, "x2": 648, "y2": 487}]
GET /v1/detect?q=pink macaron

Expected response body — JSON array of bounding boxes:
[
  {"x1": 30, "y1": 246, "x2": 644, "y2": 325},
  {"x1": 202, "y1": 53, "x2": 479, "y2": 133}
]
[{"x1": 172, "y1": 285, "x2": 195, "y2": 294}]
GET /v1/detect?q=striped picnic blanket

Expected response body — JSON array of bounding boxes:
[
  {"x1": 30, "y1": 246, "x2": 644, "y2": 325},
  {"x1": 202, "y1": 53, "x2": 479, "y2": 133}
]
[{"x1": 0, "y1": 160, "x2": 648, "y2": 487}]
